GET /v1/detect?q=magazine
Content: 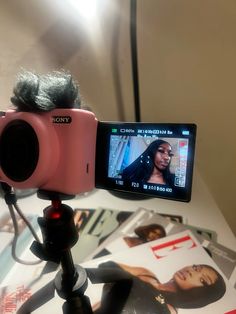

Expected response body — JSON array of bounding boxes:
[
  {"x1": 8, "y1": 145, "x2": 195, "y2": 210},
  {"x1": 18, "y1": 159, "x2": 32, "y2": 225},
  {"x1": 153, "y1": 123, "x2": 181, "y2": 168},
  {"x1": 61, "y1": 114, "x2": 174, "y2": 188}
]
[
  {"x1": 71, "y1": 207, "x2": 132, "y2": 263},
  {"x1": 199, "y1": 238, "x2": 236, "y2": 289},
  {"x1": 1, "y1": 230, "x2": 235, "y2": 313},
  {"x1": 0, "y1": 207, "x2": 132, "y2": 287},
  {"x1": 85, "y1": 207, "x2": 186, "y2": 260},
  {"x1": 182, "y1": 223, "x2": 217, "y2": 242},
  {"x1": 84, "y1": 230, "x2": 236, "y2": 314},
  {"x1": 159, "y1": 213, "x2": 184, "y2": 223},
  {"x1": 73, "y1": 207, "x2": 96, "y2": 234},
  {"x1": 85, "y1": 208, "x2": 236, "y2": 289}
]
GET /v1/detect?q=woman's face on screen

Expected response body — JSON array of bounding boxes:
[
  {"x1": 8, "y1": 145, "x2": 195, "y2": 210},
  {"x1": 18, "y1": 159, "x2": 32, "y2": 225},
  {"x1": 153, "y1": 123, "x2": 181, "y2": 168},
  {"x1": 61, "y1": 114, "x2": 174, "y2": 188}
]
[{"x1": 154, "y1": 143, "x2": 172, "y2": 171}]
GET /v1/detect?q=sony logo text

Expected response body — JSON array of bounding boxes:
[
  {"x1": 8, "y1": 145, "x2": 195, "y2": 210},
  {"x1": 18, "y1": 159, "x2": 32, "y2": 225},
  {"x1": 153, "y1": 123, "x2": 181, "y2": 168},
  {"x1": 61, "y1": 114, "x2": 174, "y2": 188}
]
[{"x1": 52, "y1": 116, "x2": 72, "y2": 124}]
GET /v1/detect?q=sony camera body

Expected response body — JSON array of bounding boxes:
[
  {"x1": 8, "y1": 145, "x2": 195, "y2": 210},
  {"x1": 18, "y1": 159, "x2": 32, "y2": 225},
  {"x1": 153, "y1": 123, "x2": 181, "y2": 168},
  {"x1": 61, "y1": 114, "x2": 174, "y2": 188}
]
[
  {"x1": 0, "y1": 108, "x2": 98, "y2": 195},
  {"x1": 0, "y1": 108, "x2": 196, "y2": 202}
]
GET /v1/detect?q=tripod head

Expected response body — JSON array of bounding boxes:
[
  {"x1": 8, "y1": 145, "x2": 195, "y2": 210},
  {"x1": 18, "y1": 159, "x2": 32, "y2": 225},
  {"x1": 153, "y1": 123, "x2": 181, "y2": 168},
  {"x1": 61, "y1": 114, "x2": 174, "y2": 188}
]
[{"x1": 31, "y1": 190, "x2": 77, "y2": 263}]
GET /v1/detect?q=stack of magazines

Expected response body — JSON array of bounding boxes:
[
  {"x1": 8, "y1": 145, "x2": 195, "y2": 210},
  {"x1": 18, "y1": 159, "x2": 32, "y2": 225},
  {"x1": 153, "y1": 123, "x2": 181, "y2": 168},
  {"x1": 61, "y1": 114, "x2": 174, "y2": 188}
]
[{"x1": 0, "y1": 207, "x2": 235, "y2": 313}]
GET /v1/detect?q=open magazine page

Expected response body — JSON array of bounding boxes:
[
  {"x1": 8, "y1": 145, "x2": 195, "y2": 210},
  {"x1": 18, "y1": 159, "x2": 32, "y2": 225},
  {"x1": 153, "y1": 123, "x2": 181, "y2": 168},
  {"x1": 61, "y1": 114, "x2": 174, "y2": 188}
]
[
  {"x1": 0, "y1": 230, "x2": 235, "y2": 314},
  {"x1": 71, "y1": 207, "x2": 132, "y2": 263}
]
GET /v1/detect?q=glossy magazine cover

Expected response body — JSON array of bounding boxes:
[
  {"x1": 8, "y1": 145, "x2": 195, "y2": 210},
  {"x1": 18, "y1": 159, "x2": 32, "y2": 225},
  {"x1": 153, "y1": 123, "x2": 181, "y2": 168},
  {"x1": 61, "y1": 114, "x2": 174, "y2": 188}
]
[
  {"x1": 85, "y1": 207, "x2": 187, "y2": 260},
  {"x1": 71, "y1": 207, "x2": 132, "y2": 263},
  {"x1": 1, "y1": 230, "x2": 235, "y2": 314},
  {"x1": 84, "y1": 230, "x2": 236, "y2": 314},
  {"x1": 86, "y1": 207, "x2": 236, "y2": 289}
]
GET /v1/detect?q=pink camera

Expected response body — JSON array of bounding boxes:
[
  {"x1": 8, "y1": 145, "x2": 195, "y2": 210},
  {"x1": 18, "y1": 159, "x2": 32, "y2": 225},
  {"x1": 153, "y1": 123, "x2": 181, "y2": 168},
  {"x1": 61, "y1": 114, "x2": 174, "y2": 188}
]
[
  {"x1": 0, "y1": 108, "x2": 98, "y2": 195},
  {"x1": 0, "y1": 70, "x2": 196, "y2": 202}
]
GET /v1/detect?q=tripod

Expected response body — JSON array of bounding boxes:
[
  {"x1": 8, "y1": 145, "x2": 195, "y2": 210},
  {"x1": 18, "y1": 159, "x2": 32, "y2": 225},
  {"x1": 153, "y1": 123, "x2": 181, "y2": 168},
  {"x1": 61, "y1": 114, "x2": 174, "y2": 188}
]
[
  {"x1": 17, "y1": 190, "x2": 132, "y2": 314},
  {"x1": 22, "y1": 190, "x2": 93, "y2": 314}
]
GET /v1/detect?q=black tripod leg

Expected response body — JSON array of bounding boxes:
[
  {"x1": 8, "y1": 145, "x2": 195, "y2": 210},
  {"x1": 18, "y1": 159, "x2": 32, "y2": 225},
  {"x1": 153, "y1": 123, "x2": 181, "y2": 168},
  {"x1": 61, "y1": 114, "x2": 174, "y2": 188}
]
[
  {"x1": 63, "y1": 295, "x2": 93, "y2": 314},
  {"x1": 17, "y1": 280, "x2": 55, "y2": 314}
]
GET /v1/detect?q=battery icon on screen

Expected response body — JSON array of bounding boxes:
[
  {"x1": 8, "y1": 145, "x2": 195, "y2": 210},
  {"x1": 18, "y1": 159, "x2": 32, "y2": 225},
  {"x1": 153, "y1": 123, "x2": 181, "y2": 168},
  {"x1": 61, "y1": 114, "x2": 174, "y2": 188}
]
[
  {"x1": 112, "y1": 128, "x2": 118, "y2": 133},
  {"x1": 182, "y1": 130, "x2": 189, "y2": 135}
]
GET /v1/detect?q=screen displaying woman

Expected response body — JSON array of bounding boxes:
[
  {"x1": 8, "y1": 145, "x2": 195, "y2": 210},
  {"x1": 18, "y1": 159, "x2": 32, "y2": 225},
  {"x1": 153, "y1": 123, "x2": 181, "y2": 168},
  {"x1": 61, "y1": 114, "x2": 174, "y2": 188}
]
[{"x1": 121, "y1": 139, "x2": 175, "y2": 186}]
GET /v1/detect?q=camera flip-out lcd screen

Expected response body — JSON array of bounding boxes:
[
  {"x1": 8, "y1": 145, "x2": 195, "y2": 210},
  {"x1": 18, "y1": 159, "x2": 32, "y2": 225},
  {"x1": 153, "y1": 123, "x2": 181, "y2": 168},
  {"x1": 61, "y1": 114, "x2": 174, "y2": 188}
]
[{"x1": 96, "y1": 123, "x2": 196, "y2": 202}]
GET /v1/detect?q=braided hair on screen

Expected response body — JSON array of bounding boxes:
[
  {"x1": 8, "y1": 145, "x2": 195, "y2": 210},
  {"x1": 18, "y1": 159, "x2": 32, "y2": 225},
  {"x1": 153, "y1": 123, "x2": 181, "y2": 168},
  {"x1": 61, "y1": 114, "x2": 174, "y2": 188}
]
[
  {"x1": 122, "y1": 139, "x2": 174, "y2": 185},
  {"x1": 10, "y1": 70, "x2": 81, "y2": 112}
]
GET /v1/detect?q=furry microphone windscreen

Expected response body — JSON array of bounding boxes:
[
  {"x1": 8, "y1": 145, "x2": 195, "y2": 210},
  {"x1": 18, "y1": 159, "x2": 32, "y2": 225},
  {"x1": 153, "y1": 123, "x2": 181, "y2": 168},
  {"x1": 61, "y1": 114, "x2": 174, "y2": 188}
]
[{"x1": 10, "y1": 70, "x2": 81, "y2": 112}]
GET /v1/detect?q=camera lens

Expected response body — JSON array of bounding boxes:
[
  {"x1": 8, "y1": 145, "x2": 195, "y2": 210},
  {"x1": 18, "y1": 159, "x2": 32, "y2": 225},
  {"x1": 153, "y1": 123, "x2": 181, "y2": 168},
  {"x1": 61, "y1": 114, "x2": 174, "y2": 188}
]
[{"x1": 0, "y1": 120, "x2": 39, "y2": 182}]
